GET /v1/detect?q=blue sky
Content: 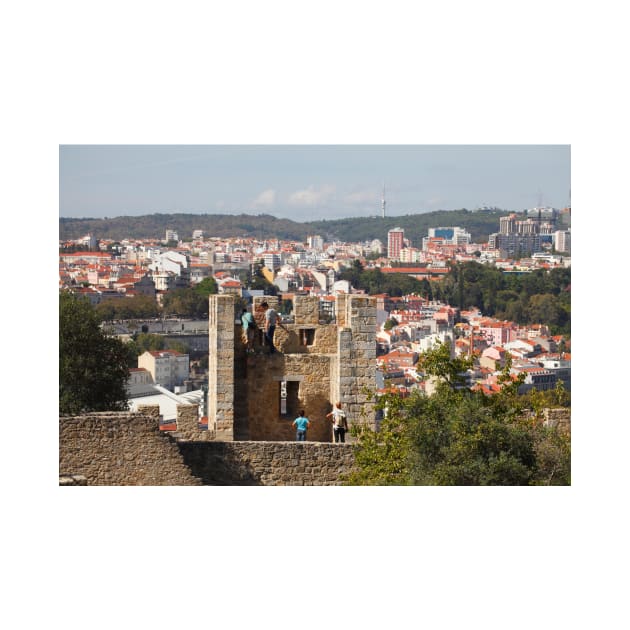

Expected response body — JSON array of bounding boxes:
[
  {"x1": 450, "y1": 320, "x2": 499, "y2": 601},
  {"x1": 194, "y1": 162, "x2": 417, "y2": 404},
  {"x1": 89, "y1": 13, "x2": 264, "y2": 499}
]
[{"x1": 59, "y1": 145, "x2": 570, "y2": 221}]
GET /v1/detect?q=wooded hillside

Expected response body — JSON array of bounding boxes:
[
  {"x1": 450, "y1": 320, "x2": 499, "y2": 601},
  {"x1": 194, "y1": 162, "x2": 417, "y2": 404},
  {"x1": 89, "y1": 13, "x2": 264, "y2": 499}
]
[{"x1": 59, "y1": 209, "x2": 505, "y2": 244}]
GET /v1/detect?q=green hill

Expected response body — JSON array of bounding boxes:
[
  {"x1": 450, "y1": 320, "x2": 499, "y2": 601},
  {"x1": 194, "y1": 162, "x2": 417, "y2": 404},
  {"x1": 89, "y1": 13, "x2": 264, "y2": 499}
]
[{"x1": 59, "y1": 209, "x2": 505, "y2": 245}]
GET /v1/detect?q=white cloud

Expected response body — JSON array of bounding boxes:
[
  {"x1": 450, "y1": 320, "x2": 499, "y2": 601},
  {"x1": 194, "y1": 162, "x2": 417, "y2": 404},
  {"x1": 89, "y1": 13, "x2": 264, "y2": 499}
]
[
  {"x1": 288, "y1": 184, "x2": 335, "y2": 207},
  {"x1": 343, "y1": 189, "x2": 378, "y2": 205},
  {"x1": 252, "y1": 188, "x2": 276, "y2": 208}
]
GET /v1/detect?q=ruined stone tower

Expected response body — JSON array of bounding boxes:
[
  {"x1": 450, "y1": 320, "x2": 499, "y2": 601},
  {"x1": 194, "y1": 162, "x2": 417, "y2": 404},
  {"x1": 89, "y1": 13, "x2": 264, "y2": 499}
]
[{"x1": 206, "y1": 294, "x2": 377, "y2": 442}]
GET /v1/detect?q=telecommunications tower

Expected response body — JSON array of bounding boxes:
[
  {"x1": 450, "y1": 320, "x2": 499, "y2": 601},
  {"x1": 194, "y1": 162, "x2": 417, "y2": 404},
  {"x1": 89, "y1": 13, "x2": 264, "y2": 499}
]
[{"x1": 381, "y1": 182, "x2": 386, "y2": 218}]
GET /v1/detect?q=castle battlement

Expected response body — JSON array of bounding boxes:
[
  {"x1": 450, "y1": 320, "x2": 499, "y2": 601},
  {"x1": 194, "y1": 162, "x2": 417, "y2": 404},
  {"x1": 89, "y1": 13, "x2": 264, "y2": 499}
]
[{"x1": 208, "y1": 294, "x2": 378, "y2": 442}]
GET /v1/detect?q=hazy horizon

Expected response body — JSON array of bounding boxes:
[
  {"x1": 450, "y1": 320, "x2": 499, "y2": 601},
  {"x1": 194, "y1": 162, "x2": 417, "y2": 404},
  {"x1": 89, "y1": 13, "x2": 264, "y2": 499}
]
[{"x1": 59, "y1": 145, "x2": 571, "y2": 222}]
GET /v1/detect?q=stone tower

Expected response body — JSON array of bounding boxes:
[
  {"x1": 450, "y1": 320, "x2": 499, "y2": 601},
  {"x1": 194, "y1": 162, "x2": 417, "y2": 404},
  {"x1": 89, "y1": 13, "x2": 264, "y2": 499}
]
[{"x1": 206, "y1": 293, "x2": 377, "y2": 442}]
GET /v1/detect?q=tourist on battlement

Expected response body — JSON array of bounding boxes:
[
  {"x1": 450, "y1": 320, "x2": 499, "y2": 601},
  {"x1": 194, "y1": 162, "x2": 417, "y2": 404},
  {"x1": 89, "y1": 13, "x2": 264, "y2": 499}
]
[
  {"x1": 293, "y1": 410, "x2": 310, "y2": 441},
  {"x1": 326, "y1": 401, "x2": 348, "y2": 443},
  {"x1": 261, "y1": 301, "x2": 284, "y2": 355},
  {"x1": 240, "y1": 308, "x2": 256, "y2": 354}
]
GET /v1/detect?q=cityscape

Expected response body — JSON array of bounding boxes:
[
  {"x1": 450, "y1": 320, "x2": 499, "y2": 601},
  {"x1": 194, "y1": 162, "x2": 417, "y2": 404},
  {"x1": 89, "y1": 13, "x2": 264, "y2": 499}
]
[{"x1": 60, "y1": 205, "x2": 571, "y2": 417}]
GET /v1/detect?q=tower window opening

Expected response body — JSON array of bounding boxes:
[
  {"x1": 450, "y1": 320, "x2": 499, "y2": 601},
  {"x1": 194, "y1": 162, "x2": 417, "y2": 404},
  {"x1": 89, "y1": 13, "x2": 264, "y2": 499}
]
[{"x1": 300, "y1": 328, "x2": 315, "y2": 346}]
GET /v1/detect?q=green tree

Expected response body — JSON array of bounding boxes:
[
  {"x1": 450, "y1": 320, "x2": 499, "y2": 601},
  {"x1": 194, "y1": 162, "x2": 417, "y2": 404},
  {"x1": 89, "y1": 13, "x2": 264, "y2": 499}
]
[
  {"x1": 94, "y1": 295, "x2": 159, "y2": 321},
  {"x1": 133, "y1": 333, "x2": 166, "y2": 353},
  {"x1": 417, "y1": 341, "x2": 473, "y2": 390},
  {"x1": 162, "y1": 288, "x2": 208, "y2": 318},
  {"x1": 346, "y1": 344, "x2": 570, "y2": 486},
  {"x1": 383, "y1": 317, "x2": 398, "y2": 331},
  {"x1": 60, "y1": 291, "x2": 130, "y2": 414},
  {"x1": 345, "y1": 394, "x2": 413, "y2": 486},
  {"x1": 194, "y1": 277, "x2": 218, "y2": 297}
]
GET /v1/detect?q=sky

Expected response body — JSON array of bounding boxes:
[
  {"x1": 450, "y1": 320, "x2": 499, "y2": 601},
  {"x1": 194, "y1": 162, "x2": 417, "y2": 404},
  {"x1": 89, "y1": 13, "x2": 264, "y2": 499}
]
[{"x1": 59, "y1": 144, "x2": 570, "y2": 221}]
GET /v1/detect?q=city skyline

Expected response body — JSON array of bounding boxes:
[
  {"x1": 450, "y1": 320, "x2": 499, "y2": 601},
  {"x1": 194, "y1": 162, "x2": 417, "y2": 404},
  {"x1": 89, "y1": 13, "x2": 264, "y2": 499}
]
[{"x1": 59, "y1": 145, "x2": 570, "y2": 222}]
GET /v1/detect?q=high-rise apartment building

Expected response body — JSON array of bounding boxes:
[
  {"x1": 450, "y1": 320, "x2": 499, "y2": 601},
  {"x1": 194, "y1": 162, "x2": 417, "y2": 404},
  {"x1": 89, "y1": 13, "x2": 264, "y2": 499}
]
[
  {"x1": 387, "y1": 227, "x2": 405, "y2": 260},
  {"x1": 489, "y1": 211, "x2": 559, "y2": 257},
  {"x1": 554, "y1": 229, "x2": 571, "y2": 253},
  {"x1": 307, "y1": 235, "x2": 324, "y2": 251}
]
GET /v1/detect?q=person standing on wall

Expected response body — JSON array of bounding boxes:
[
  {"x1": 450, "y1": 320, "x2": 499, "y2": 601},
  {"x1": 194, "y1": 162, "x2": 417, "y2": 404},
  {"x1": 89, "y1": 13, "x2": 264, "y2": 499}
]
[
  {"x1": 326, "y1": 401, "x2": 348, "y2": 443},
  {"x1": 293, "y1": 410, "x2": 310, "y2": 441},
  {"x1": 261, "y1": 301, "x2": 281, "y2": 354},
  {"x1": 240, "y1": 308, "x2": 256, "y2": 354}
]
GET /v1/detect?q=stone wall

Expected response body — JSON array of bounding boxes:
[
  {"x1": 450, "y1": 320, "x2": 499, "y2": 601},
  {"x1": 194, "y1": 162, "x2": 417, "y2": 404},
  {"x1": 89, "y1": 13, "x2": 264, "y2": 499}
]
[
  {"x1": 177, "y1": 441, "x2": 355, "y2": 486},
  {"x1": 172, "y1": 403, "x2": 216, "y2": 441},
  {"x1": 60, "y1": 407, "x2": 356, "y2": 486},
  {"x1": 59, "y1": 407, "x2": 202, "y2": 486},
  {"x1": 208, "y1": 295, "x2": 235, "y2": 440},
  {"x1": 242, "y1": 353, "x2": 333, "y2": 441},
  {"x1": 543, "y1": 408, "x2": 571, "y2": 434},
  {"x1": 221, "y1": 294, "x2": 378, "y2": 442},
  {"x1": 333, "y1": 296, "x2": 377, "y2": 429}
]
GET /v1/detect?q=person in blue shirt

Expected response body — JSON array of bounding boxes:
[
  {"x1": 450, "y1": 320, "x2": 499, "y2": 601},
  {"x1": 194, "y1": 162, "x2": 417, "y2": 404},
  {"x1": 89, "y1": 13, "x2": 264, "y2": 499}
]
[{"x1": 293, "y1": 410, "x2": 310, "y2": 441}]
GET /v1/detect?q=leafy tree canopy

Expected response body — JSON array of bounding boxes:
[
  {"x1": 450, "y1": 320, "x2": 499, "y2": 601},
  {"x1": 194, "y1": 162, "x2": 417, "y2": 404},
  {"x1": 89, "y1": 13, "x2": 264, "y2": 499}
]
[
  {"x1": 60, "y1": 291, "x2": 130, "y2": 415},
  {"x1": 95, "y1": 295, "x2": 160, "y2": 321},
  {"x1": 162, "y1": 288, "x2": 208, "y2": 318},
  {"x1": 346, "y1": 343, "x2": 570, "y2": 486},
  {"x1": 194, "y1": 277, "x2": 218, "y2": 297}
]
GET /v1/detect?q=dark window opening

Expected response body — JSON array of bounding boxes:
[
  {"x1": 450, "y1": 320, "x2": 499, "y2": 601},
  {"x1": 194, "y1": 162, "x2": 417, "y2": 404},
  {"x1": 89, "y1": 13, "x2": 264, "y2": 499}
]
[
  {"x1": 279, "y1": 380, "x2": 300, "y2": 417},
  {"x1": 300, "y1": 328, "x2": 315, "y2": 346}
]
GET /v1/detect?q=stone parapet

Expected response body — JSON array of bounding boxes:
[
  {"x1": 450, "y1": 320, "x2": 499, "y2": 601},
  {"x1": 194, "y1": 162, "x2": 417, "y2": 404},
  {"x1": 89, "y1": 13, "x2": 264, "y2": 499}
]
[
  {"x1": 59, "y1": 410, "x2": 203, "y2": 486},
  {"x1": 293, "y1": 295, "x2": 320, "y2": 325},
  {"x1": 177, "y1": 441, "x2": 356, "y2": 486},
  {"x1": 173, "y1": 404, "x2": 215, "y2": 441}
]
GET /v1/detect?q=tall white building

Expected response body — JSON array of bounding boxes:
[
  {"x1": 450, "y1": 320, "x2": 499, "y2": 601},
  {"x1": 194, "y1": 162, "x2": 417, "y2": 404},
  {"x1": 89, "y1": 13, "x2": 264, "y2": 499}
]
[
  {"x1": 307, "y1": 235, "x2": 324, "y2": 251},
  {"x1": 263, "y1": 252, "x2": 282, "y2": 270},
  {"x1": 554, "y1": 229, "x2": 571, "y2": 253}
]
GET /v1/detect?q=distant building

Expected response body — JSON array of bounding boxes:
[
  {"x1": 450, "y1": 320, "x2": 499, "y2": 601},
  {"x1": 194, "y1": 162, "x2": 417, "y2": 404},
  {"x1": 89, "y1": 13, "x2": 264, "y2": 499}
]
[
  {"x1": 489, "y1": 210, "x2": 559, "y2": 258},
  {"x1": 138, "y1": 350, "x2": 189, "y2": 391},
  {"x1": 538, "y1": 357, "x2": 571, "y2": 391},
  {"x1": 554, "y1": 229, "x2": 571, "y2": 253},
  {"x1": 489, "y1": 232, "x2": 543, "y2": 257},
  {"x1": 369, "y1": 239, "x2": 384, "y2": 255},
  {"x1": 192, "y1": 229, "x2": 204, "y2": 239},
  {"x1": 387, "y1": 227, "x2": 405, "y2": 260},
  {"x1": 263, "y1": 252, "x2": 282, "y2": 270},
  {"x1": 400, "y1": 247, "x2": 421, "y2": 263},
  {"x1": 76, "y1": 233, "x2": 97, "y2": 250},
  {"x1": 165, "y1": 229, "x2": 179, "y2": 242},
  {"x1": 133, "y1": 274, "x2": 156, "y2": 297},
  {"x1": 424, "y1": 227, "x2": 472, "y2": 247},
  {"x1": 307, "y1": 235, "x2": 324, "y2": 251}
]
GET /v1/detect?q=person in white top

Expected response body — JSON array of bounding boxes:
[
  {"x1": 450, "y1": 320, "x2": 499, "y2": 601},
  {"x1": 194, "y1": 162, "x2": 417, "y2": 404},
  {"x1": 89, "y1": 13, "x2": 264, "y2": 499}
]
[{"x1": 326, "y1": 401, "x2": 348, "y2": 443}]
